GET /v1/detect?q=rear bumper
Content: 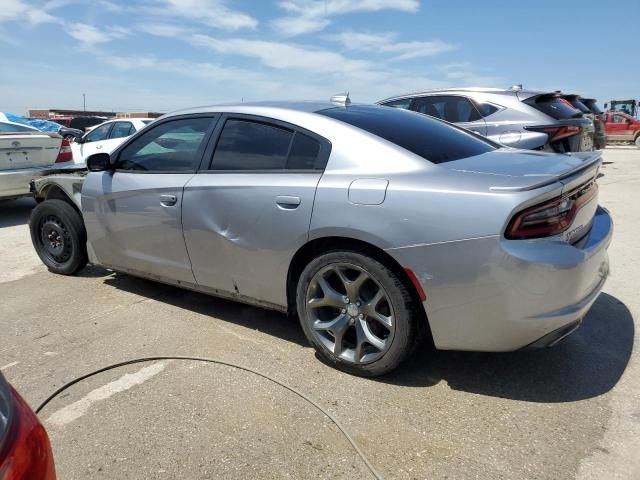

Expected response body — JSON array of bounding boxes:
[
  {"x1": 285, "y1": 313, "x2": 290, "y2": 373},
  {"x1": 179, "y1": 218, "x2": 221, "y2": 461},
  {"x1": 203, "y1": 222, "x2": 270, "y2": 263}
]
[
  {"x1": 0, "y1": 167, "x2": 50, "y2": 199},
  {"x1": 389, "y1": 206, "x2": 613, "y2": 352}
]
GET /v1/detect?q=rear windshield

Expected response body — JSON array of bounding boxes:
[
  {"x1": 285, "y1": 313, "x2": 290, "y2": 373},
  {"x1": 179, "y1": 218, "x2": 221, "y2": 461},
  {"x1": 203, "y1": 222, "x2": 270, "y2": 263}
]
[
  {"x1": 581, "y1": 99, "x2": 603, "y2": 114},
  {"x1": 317, "y1": 105, "x2": 496, "y2": 164},
  {"x1": 526, "y1": 95, "x2": 582, "y2": 120},
  {"x1": 564, "y1": 96, "x2": 591, "y2": 114}
]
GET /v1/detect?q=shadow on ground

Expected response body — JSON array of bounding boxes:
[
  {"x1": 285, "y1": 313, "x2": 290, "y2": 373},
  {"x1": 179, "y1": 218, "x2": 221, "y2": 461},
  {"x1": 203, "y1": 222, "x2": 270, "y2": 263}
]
[
  {"x1": 101, "y1": 270, "x2": 633, "y2": 403},
  {"x1": 0, "y1": 198, "x2": 35, "y2": 228}
]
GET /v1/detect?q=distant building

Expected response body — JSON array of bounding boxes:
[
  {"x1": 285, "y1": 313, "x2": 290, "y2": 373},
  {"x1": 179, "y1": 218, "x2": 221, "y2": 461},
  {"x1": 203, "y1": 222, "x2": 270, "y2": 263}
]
[{"x1": 28, "y1": 108, "x2": 163, "y2": 119}]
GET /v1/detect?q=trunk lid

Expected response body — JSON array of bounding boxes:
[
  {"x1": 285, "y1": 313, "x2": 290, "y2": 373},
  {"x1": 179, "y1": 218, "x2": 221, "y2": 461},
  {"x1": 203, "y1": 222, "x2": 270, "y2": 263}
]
[
  {"x1": 0, "y1": 132, "x2": 61, "y2": 171},
  {"x1": 439, "y1": 149, "x2": 601, "y2": 192}
]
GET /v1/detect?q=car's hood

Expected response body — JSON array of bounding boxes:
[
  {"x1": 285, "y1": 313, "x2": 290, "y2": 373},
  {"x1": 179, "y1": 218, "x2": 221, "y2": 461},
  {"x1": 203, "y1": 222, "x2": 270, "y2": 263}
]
[{"x1": 438, "y1": 148, "x2": 601, "y2": 191}]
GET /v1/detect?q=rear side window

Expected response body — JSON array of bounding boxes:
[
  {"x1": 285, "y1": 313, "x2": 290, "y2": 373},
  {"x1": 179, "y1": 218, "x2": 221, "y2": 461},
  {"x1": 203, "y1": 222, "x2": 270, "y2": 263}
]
[
  {"x1": 412, "y1": 96, "x2": 481, "y2": 123},
  {"x1": 475, "y1": 103, "x2": 499, "y2": 118},
  {"x1": 525, "y1": 95, "x2": 582, "y2": 120},
  {"x1": 210, "y1": 119, "x2": 323, "y2": 171},
  {"x1": 318, "y1": 105, "x2": 496, "y2": 164},
  {"x1": 109, "y1": 122, "x2": 134, "y2": 139},
  {"x1": 381, "y1": 98, "x2": 412, "y2": 110},
  {"x1": 116, "y1": 117, "x2": 213, "y2": 172}
]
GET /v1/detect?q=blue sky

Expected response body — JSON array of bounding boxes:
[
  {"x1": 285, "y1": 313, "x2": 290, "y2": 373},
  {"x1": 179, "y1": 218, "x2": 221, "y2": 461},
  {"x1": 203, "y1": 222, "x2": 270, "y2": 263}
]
[{"x1": 1, "y1": 0, "x2": 638, "y2": 115}]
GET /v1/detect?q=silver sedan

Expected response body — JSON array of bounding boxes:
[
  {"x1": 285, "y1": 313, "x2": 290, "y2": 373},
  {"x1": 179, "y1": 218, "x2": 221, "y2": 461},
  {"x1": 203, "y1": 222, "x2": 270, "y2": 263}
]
[{"x1": 29, "y1": 100, "x2": 612, "y2": 376}]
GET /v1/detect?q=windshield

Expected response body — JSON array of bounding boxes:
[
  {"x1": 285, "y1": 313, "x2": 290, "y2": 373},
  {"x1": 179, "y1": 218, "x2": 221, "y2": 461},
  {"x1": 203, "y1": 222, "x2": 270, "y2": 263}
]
[{"x1": 318, "y1": 105, "x2": 496, "y2": 164}]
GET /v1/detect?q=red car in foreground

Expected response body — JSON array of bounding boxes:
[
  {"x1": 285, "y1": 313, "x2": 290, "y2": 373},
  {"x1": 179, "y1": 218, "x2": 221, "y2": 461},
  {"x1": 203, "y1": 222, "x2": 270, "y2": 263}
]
[{"x1": 0, "y1": 373, "x2": 56, "y2": 479}]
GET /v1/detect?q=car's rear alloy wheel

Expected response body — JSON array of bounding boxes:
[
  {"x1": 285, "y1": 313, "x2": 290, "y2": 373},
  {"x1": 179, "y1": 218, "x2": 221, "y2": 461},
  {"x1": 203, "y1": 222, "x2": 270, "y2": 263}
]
[
  {"x1": 297, "y1": 251, "x2": 416, "y2": 376},
  {"x1": 30, "y1": 199, "x2": 88, "y2": 275}
]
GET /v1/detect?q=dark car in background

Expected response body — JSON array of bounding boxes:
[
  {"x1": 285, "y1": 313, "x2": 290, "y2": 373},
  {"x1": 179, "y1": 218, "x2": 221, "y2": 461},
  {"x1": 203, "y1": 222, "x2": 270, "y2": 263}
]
[
  {"x1": 563, "y1": 95, "x2": 606, "y2": 150},
  {"x1": 69, "y1": 116, "x2": 109, "y2": 132},
  {"x1": 378, "y1": 86, "x2": 594, "y2": 153},
  {"x1": 0, "y1": 373, "x2": 56, "y2": 479}
]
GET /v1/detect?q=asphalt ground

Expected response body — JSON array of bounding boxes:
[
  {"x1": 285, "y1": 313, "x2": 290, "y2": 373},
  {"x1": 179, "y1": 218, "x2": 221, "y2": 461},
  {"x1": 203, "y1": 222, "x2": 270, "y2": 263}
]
[{"x1": 0, "y1": 147, "x2": 638, "y2": 479}]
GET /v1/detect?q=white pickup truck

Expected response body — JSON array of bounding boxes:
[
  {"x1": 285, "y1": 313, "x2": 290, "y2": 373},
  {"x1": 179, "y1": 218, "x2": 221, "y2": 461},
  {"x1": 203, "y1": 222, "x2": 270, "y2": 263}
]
[{"x1": 0, "y1": 117, "x2": 73, "y2": 201}]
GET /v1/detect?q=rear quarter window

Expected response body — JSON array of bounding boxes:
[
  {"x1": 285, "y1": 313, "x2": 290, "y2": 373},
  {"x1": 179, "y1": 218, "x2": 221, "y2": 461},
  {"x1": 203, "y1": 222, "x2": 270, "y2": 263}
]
[{"x1": 318, "y1": 105, "x2": 496, "y2": 164}]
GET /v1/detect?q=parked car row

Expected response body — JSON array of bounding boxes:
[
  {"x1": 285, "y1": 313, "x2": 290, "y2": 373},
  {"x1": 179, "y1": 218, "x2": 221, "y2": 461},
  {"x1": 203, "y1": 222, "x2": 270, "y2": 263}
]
[{"x1": 377, "y1": 86, "x2": 606, "y2": 153}]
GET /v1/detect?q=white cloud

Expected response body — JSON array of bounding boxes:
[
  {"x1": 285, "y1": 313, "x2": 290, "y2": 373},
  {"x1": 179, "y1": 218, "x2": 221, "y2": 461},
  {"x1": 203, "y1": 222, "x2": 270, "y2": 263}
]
[
  {"x1": 138, "y1": 23, "x2": 189, "y2": 38},
  {"x1": 0, "y1": 0, "x2": 60, "y2": 24},
  {"x1": 148, "y1": 0, "x2": 257, "y2": 30},
  {"x1": 273, "y1": 0, "x2": 420, "y2": 36},
  {"x1": 64, "y1": 23, "x2": 130, "y2": 46},
  {"x1": 330, "y1": 31, "x2": 457, "y2": 61},
  {"x1": 189, "y1": 34, "x2": 373, "y2": 74}
]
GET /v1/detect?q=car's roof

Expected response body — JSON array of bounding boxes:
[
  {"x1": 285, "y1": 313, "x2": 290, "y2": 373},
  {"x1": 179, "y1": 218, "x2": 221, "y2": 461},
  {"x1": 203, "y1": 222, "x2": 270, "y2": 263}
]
[
  {"x1": 378, "y1": 87, "x2": 558, "y2": 103},
  {"x1": 166, "y1": 101, "x2": 338, "y2": 117}
]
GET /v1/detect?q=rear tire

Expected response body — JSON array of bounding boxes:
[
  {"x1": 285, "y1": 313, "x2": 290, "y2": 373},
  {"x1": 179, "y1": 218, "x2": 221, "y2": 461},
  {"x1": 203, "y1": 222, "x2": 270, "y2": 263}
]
[
  {"x1": 30, "y1": 199, "x2": 87, "y2": 275},
  {"x1": 296, "y1": 251, "x2": 417, "y2": 377},
  {"x1": 635, "y1": 135, "x2": 640, "y2": 148}
]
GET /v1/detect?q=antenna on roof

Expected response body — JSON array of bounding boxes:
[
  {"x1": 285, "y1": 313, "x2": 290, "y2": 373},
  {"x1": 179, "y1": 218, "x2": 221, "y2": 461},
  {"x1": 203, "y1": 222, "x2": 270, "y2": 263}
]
[
  {"x1": 509, "y1": 84, "x2": 523, "y2": 91},
  {"x1": 330, "y1": 92, "x2": 351, "y2": 106}
]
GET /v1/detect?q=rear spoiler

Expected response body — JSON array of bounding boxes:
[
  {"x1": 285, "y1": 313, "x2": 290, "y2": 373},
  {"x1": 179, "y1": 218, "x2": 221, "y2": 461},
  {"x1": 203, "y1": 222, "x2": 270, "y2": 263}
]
[{"x1": 490, "y1": 151, "x2": 602, "y2": 192}]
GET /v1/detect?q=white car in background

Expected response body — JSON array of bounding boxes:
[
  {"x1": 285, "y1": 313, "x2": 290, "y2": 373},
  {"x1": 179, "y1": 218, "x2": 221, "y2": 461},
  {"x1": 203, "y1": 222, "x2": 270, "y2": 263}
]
[
  {"x1": 72, "y1": 118, "x2": 153, "y2": 164},
  {"x1": 0, "y1": 113, "x2": 73, "y2": 200}
]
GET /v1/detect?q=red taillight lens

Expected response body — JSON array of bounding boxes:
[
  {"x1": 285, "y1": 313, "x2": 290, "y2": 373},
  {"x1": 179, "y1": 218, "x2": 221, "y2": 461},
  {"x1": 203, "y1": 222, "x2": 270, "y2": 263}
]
[
  {"x1": 0, "y1": 385, "x2": 56, "y2": 480},
  {"x1": 526, "y1": 125, "x2": 580, "y2": 142},
  {"x1": 55, "y1": 138, "x2": 73, "y2": 163},
  {"x1": 506, "y1": 182, "x2": 598, "y2": 240}
]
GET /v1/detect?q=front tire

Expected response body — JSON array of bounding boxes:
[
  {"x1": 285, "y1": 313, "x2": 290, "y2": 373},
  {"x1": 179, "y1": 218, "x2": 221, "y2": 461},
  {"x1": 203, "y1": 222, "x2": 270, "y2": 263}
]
[
  {"x1": 635, "y1": 135, "x2": 640, "y2": 148},
  {"x1": 296, "y1": 251, "x2": 417, "y2": 377},
  {"x1": 30, "y1": 199, "x2": 87, "y2": 275}
]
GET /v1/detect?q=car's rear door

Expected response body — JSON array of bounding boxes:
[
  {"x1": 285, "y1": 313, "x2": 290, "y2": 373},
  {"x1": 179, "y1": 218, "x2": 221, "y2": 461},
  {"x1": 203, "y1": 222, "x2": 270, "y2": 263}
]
[
  {"x1": 82, "y1": 114, "x2": 218, "y2": 283},
  {"x1": 182, "y1": 114, "x2": 330, "y2": 308}
]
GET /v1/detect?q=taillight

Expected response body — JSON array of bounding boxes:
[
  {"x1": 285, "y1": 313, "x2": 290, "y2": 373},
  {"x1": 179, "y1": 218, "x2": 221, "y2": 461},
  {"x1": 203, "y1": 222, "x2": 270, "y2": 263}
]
[
  {"x1": 525, "y1": 125, "x2": 581, "y2": 143},
  {"x1": 55, "y1": 138, "x2": 73, "y2": 163},
  {"x1": 506, "y1": 182, "x2": 597, "y2": 239}
]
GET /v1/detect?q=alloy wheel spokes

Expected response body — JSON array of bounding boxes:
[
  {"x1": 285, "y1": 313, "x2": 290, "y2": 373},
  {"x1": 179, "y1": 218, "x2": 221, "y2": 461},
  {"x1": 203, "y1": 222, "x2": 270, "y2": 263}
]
[{"x1": 306, "y1": 263, "x2": 395, "y2": 364}]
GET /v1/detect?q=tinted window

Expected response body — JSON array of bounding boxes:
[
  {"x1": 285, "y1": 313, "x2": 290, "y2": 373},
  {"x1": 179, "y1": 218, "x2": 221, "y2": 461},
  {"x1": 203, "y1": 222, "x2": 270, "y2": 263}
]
[
  {"x1": 612, "y1": 115, "x2": 628, "y2": 124},
  {"x1": 581, "y1": 99, "x2": 602, "y2": 114},
  {"x1": 564, "y1": 96, "x2": 591, "y2": 114},
  {"x1": 211, "y1": 120, "x2": 293, "y2": 170},
  {"x1": 526, "y1": 95, "x2": 582, "y2": 120},
  {"x1": 116, "y1": 117, "x2": 212, "y2": 172},
  {"x1": 381, "y1": 98, "x2": 412, "y2": 110},
  {"x1": 110, "y1": 122, "x2": 133, "y2": 139},
  {"x1": 85, "y1": 123, "x2": 112, "y2": 142},
  {"x1": 318, "y1": 105, "x2": 496, "y2": 164},
  {"x1": 0, "y1": 122, "x2": 36, "y2": 132},
  {"x1": 476, "y1": 103, "x2": 499, "y2": 118},
  {"x1": 287, "y1": 133, "x2": 321, "y2": 169},
  {"x1": 412, "y1": 96, "x2": 481, "y2": 123}
]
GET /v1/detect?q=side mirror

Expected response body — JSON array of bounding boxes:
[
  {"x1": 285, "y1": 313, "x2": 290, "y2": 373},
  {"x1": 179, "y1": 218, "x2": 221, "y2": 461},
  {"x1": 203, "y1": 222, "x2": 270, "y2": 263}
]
[{"x1": 86, "y1": 153, "x2": 111, "y2": 172}]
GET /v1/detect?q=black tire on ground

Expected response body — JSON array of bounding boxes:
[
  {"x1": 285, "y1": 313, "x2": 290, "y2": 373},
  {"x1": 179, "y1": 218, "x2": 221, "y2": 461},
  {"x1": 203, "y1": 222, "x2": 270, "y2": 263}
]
[
  {"x1": 29, "y1": 199, "x2": 88, "y2": 275},
  {"x1": 296, "y1": 250, "x2": 417, "y2": 377},
  {"x1": 635, "y1": 136, "x2": 640, "y2": 148}
]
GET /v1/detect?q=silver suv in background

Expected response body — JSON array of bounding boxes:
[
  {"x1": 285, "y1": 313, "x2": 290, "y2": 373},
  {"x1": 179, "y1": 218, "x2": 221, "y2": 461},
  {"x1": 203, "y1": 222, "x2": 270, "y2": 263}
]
[{"x1": 377, "y1": 87, "x2": 595, "y2": 153}]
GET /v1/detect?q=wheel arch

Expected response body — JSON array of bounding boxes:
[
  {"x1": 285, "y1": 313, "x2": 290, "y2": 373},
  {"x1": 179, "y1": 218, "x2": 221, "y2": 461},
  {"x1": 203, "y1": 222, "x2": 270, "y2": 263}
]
[
  {"x1": 39, "y1": 184, "x2": 82, "y2": 214},
  {"x1": 286, "y1": 235, "x2": 433, "y2": 346}
]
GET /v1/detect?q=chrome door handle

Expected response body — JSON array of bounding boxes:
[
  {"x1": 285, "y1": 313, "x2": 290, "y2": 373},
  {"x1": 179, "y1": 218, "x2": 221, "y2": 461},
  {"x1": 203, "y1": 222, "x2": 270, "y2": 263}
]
[
  {"x1": 275, "y1": 195, "x2": 301, "y2": 210},
  {"x1": 160, "y1": 194, "x2": 178, "y2": 207},
  {"x1": 96, "y1": 145, "x2": 103, "y2": 149}
]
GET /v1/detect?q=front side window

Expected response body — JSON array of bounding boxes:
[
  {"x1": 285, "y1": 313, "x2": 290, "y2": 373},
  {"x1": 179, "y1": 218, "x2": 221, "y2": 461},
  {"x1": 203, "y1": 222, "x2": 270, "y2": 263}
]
[
  {"x1": 115, "y1": 117, "x2": 213, "y2": 172},
  {"x1": 85, "y1": 123, "x2": 112, "y2": 143},
  {"x1": 319, "y1": 105, "x2": 496, "y2": 164},
  {"x1": 612, "y1": 114, "x2": 628, "y2": 124},
  {"x1": 109, "y1": 122, "x2": 134, "y2": 139}
]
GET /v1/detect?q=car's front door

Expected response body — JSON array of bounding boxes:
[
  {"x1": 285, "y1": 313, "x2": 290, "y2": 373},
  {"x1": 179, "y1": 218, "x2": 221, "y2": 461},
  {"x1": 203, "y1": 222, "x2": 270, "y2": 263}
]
[
  {"x1": 182, "y1": 115, "x2": 330, "y2": 308},
  {"x1": 606, "y1": 113, "x2": 634, "y2": 141},
  {"x1": 82, "y1": 115, "x2": 218, "y2": 283},
  {"x1": 411, "y1": 95, "x2": 487, "y2": 136},
  {"x1": 75, "y1": 122, "x2": 113, "y2": 161}
]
